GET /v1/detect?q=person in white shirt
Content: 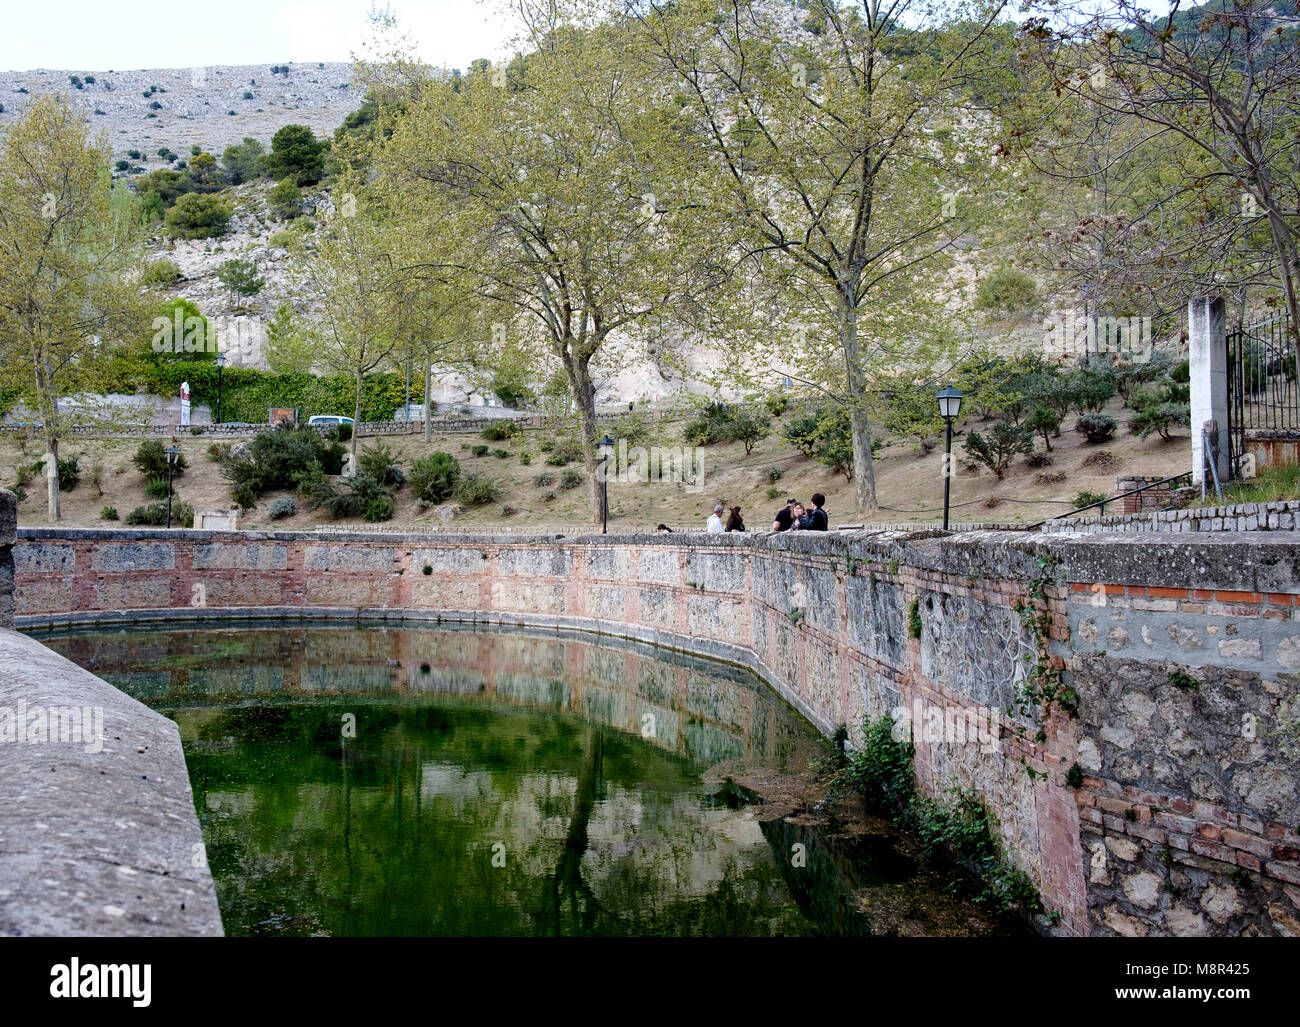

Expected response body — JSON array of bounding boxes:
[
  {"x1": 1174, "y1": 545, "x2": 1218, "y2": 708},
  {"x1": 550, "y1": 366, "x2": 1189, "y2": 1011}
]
[{"x1": 706, "y1": 503, "x2": 725, "y2": 533}]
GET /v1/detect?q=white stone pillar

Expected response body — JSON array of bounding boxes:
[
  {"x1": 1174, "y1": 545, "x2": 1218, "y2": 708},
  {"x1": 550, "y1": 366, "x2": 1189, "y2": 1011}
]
[{"x1": 1189, "y1": 297, "x2": 1228, "y2": 485}]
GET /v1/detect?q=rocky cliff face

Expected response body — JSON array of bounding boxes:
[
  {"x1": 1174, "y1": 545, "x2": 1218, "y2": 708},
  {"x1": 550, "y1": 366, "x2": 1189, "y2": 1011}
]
[{"x1": 0, "y1": 62, "x2": 358, "y2": 164}]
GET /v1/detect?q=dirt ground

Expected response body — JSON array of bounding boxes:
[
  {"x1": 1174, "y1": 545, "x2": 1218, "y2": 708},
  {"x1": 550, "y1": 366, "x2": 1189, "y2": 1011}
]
[{"x1": 2, "y1": 395, "x2": 1189, "y2": 532}]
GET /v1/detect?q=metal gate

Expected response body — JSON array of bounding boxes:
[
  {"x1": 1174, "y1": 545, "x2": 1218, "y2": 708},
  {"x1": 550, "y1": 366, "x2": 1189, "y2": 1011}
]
[{"x1": 1226, "y1": 314, "x2": 1299, "y2": 478}]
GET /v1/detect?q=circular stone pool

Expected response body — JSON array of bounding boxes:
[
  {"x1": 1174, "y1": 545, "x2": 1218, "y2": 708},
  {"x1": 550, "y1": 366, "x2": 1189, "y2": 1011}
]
[{"x1": 34, "y1": 621, "x2": 1018, "y2": 937}]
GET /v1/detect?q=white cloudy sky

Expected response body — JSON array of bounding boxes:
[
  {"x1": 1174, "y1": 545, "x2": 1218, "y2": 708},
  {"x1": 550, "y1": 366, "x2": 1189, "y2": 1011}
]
[{"x1": 1, "y1": 0, "x2": 520, "y2": 72}]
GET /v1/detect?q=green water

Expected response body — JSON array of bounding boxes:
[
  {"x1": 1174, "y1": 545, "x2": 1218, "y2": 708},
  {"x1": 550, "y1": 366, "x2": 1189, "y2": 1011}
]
[
  {"x1": 37, "y1": 621, "x2": 1021, "y2": 937},
  {"x1": 39, "y1": 622, "x2": 844, "y2": 936}
]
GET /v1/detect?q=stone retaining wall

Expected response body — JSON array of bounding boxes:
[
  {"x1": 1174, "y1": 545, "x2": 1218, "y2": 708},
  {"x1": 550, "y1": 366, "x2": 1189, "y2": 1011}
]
[
  {"x1": 1042, "y1": 498, "x2": 1300, "y2": 535},
  {"x1": 10, "y1": 523, "x2": 1300, "y2": 937}
]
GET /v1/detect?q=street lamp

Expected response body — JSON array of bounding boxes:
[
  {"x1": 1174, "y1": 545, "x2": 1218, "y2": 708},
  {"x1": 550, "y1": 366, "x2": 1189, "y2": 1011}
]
[
  {"x1": 937, "y1": 386, "x2": 963, "y2": 531},
  {"x1": 165, "y1": 445, "x2": 181, "y2": 528},
  {"x1": 214, "y1": 351, "x2": 225, "y2": 425},
  {"x1": 598, "y1": 434, "x2": 615, "y2": 534}
]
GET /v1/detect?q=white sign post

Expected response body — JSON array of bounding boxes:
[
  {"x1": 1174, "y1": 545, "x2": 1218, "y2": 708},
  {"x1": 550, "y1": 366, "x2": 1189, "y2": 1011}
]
[{"x1": 180, "y1": 381, "x2": 191, "y2": 428}]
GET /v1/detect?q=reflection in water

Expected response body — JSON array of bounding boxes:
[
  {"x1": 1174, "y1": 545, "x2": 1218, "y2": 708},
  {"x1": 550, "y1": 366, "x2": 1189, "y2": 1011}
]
[{"x1": 34, "y1": 621, "x2": 1013, "y2": 937}]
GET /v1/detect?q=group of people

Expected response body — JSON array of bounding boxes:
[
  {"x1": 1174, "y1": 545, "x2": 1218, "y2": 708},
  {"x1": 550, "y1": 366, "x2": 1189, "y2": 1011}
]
[{"x1": 697, "y1": 493, "x2": 829, "y2": 533}]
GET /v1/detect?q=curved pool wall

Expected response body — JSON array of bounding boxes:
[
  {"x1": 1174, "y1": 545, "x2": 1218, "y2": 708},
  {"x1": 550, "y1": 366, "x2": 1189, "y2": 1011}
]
[{"x1": 7, "y1": 509, "x2": 1300, "y2": 937}]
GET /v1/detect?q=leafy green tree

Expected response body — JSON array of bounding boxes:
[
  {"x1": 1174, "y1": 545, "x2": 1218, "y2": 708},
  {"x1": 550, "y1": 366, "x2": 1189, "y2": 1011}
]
[
  {"x1": 0, "y1": 96, "x2": 148, "y2": 520},
  {"x1": 268, "y1": 177, "x2": 302, "y2": 220},
  {"x1": 963, "y1": 420, "x2": 1033, "y2": 479},
  {"x1": 221, "y1": 137, "x2": 266, "y2": 184},
  {"x1": 266, "y1": 124, "x2": 327, "y2": 185},
  {"x1": 164, "y1": 192, "x2": 232, "y2": 238},
  {"x1": 376, "y1": 10, "x2": 727, "y2": 521},
  {"x1": 636, "y1": 0, "x2": 1013, "y2": 513},
  {"x1": 216, "y1": 258, "x2": 264, "y2": 302},
  {"x1": 1025, "y1": 406, "x2": 1060, "y2": 452}
]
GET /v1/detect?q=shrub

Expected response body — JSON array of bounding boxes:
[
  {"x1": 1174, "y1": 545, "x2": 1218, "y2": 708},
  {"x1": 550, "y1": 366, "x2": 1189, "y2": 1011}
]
[
  {"x1": 1171, "y1": 359, "x2": 1191, "y2": 384},
  {"x1": 558, "y1": 469, "x2": 584, "y2": 490},
  {"x1": 763, "y1": 394, "x2": 789, "y2": 418},
  {"x1": 145, "y1": 476, "x2": 173, "y2": 500},
  {"x1": 544, "y1": 440, "x2": 583, "y2": 465},
  {"x1": 133, "y1": 441, "x2": 189, "y2": 483},
  {"x1": 471, "y1": 444, "x2": 490, "y2": 457},
  {"x1": 317, "y1": 471, "x2": 393, "y2": 521},
  {"x1": 974, "y1": 265, "x2": 1039, "y2": 317},
  {"x1": 766, "y1": 464, "x2": 783, "y2": 482},
  {"x1": 683, "y1": 401, "x2": 736, "y2": 446},
  {"x1": 782, "y1": 403, "x2": 855, "y2": 479},
  {"x1": 493, "y1": 449, "x2": 510, "y2": 459},
  {"x1": 1073, "y1": 490, "x2": 1108, "y2": 509},
  {"x1": 519, "y1": 452, "x2": 532, "y2": 465},
  {"x1": 164, "y1": 192, "x2": 233, "y2": 239},
  {"x1": 1025, "y1": 451, "x2": 1053, "y2": 468},
  {"x1": 140, "y1": 258, "x2": 182, "y2": 287},
  {"x1": 266, "y1": 124, "x2": 327, "y2": 185},
  {"x1": 1068, "y1": 365, "x2": 1117, "y2": 414},
  {"x1": 363, "y1": 494, "x2": 396, "y2": 523},
  {"x1": 409, "y1": 452, "x2": 461, "y2": 504},
  {"x1": 56, "y1": 456, "x2": 80, "y2": 491},
  {"x1": 1025, "y1": 406, "x2": 1060, "y2": 452},
  {"x1": 334, "y1": 422, "x2": 352, "y2": 443},
  {"x1": 962, "y1": 420, "x2": 1033, "y2": 479},
  {"x1": 125, "y1": 500, "x2": 194, "y2": 526},
  {"x1": 220, "y1": 424, "x2": 344, "y2": 506},
  {"x1": 206, "y1": 442, "x2": 231, "y2": 462},
  {"x1": 101, "y1": 506, "x2": 119, "y2": 520},
  {"x1": 766, "y1": 485, "x2": 782, "y2": 500},
  {"x1": 357, "y1": 441, "x2": 404, "y2": 488},
  {"x1": 725, "y1": 408, "x2": 769, "y2": 454},
  {"x1": 532, "y1": 472, "x2": 555, "y2": 488},
  {"x1": 268, "y1": 496, "x2": 297, "y2": 519},
  {"x1": 268, "y1": 177, "x2": 302, "y2": 220},
  {"x1": 480, "y1": 420, "x2": 520, "y2": 441},
  {"x1": 1130, "y1": 402, "x2": 1190, "y2": 441},
  {"x1": 453, "y1": 472, "x2": 500, "y2": 506},
  {"x1": 1075, "y1": 412, "x2": 1118, "y2": 443}
]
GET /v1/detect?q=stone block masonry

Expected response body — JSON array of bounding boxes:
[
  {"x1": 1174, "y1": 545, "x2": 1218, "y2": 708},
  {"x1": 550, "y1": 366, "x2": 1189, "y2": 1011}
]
[{"x1": 10, "y1": 520, "x2": 1300, "y2": 938}]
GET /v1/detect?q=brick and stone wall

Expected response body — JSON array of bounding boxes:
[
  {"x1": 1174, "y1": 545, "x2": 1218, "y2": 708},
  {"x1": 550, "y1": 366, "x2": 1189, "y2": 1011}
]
[{"x1": 11, "y1": 524, "x2": 1300, "y2": 937}]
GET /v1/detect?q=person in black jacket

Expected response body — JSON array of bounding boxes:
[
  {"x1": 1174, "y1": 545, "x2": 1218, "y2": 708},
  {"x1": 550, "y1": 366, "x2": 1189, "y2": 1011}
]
[
  {"x1": 725, "y1": 506, "x2": 745, "y2": 532},
  {"x1": 771, "y1": 498, "x2": 797, "y2": 532},
  {"x1": 807, "y1": 492, "x2": 829, "y2": 531}
]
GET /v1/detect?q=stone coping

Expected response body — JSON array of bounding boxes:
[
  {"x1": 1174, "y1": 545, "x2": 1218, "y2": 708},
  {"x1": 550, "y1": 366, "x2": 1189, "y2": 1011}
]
[
  {"x1": 0, "y1": 628, "x2": 223, "y2": 936},
  {"x1": 17, "y1": 523, "x2": 1300, "y2": 593}
]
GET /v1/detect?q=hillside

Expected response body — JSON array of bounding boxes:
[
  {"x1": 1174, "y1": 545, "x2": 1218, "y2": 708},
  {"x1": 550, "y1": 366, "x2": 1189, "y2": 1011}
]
[
  {"x1": 0, "y1": 63, "x2": 357, "y2": 165},
  {"x1": 0, "y1": 394, "x2": 1189, "y2": 533}
]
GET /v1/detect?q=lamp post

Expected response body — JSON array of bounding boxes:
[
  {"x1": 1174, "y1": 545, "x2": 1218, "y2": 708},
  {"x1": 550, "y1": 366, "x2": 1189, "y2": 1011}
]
[
  {"x1": 937, "y1": 386, "x2": 963, "y2": 531},
  {"x1": 214, "y1": 351, "x2": 225, "y2": 425},
  {"x1": 598, "y1": 434, "x2": 614, "y2": 534},
  {"x1": 165, "y1": 445, "x2": 181, "y2": 528}
]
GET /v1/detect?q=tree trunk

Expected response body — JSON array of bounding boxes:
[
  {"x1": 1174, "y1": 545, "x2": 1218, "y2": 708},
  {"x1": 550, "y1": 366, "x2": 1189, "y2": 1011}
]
[
  {"x1": 424, "y1": 360, "x2": 433, "y2": 443},
  {"x1": 351, "y1": 368, "x2": 363, "y2": 464},
  {"x1": 44, "y1": 436, "x2": 60, "y2": 523},
  {"x1": 570, "y1": 356, "x2": 603, "y2": 524},
  {"x1": 838, "y1": 295, "x2": 878, "y2": 514},
  {"x1": 34, "y1": 356, "x2": 60, "y2": 522}
]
